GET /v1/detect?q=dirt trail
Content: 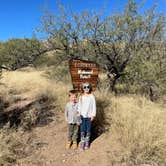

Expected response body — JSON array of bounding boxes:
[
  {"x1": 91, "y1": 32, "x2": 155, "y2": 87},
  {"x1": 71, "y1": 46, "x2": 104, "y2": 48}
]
[{"x1": 17, "y1": 115, "x2": 122, "y2": 166}]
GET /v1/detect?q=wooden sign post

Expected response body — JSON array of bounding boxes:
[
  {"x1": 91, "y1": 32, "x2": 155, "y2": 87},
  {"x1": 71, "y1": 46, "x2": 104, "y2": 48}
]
[{"x1": 69, "y1": 59, "x2": 99, "y2": 91}]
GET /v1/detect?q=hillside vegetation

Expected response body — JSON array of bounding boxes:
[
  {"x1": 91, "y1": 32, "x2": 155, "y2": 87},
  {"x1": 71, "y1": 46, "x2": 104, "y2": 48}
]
[{"x1": 0, "y1": 68, "x2": 165, "y2": 165}]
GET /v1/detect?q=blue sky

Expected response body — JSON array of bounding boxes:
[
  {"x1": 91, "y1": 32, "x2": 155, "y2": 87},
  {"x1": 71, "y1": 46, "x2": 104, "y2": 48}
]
[{"x1": 0, "y1": 0, "x2": 165, "y2": 41}]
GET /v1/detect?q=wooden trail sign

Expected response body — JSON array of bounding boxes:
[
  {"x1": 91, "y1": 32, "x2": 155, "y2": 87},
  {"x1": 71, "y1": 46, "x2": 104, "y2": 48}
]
[{"x1": 69, "y1": 59, "x2": 99, "y2": 90}]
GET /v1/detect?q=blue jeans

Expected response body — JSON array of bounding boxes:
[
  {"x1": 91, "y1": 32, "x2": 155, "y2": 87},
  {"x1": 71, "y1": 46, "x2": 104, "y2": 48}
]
[{"x1": 80, "y1": 116, "x2": 92, "y2": 142}]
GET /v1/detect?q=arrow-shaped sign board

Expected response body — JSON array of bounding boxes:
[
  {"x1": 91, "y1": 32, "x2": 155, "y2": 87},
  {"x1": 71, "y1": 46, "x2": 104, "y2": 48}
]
[{"x1": 69, "y1": 59, "x2": 99, "y2": 90}]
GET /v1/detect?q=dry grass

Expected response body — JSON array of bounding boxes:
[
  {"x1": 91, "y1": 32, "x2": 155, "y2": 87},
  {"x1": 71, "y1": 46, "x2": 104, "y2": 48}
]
[
  {"x1": 0, "y1": 129, "x2": 25, "y2": 166},
  {"x1": 0, "y1": 68, "x2": 166, "y2": 165},
  {"x1": 0, "y1": 68, "x2": 71, "y2": 165},
  {"x1": 0, "y1": 69, "x2": 71, "y2": 111},
  {"x1": 110, "y1": 95, "x2": 166, "y2": 165},
  {"x1": 1, "y1": 70, "x2": 51, "y2": 98}
]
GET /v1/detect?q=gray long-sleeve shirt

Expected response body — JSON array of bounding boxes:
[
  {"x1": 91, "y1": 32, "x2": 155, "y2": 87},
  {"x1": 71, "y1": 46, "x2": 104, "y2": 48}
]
[{"x1": 65, "y1": 102, "x2": 79, "y2": 124}]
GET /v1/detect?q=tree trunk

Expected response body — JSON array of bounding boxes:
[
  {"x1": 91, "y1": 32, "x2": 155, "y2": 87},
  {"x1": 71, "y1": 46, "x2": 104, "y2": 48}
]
[{"x1": 107, "y1": 73, "x2": 120, "y2": 92}]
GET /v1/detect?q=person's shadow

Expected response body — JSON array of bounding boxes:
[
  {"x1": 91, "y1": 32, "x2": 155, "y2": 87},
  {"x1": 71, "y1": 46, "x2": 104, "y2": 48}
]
[{"x1": 90, "y1": 106, "x2": 110, "y2": 143}]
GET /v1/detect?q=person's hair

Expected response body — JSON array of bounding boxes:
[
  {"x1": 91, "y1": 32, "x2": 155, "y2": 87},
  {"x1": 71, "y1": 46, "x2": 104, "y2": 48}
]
[
  {"x1": 81, "y1": 82, "x2": 92, "y2": 94},
  {"x1": 68, "y1": 89, "x2": 78, "y2": 97}
]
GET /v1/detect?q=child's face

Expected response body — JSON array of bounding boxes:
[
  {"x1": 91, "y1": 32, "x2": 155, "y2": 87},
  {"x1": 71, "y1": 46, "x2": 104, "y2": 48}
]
[
  {"x1": 84, "y1": 88, "x2": 90, "y2": 94},
  {"x1": 82, "y1": 84, "x2": 90, "y2": 94},
  {"x1": 69, "y1": 94, "x2": 77, "y2": 102}
]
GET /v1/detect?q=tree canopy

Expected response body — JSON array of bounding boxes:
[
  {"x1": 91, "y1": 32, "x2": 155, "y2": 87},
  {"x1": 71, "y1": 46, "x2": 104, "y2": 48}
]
[
  {"x1": 0, "y1": 0, "x2": 165, "y2": 99},
  {"x1": 38, "y1": 0, "x2": 165, "y2": 97}
]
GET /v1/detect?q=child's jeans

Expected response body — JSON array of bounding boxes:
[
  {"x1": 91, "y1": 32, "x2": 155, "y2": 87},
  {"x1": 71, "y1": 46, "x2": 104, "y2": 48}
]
[
  {"x1": 80, "y1": 116, "x2": 92, "y2": 143},
  {"x1": 80, "y1": 116, "x2": 92, "y2": 134}
]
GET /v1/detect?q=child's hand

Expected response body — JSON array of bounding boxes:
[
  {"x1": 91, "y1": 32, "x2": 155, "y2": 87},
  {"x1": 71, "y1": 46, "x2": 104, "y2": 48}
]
[
  {"x1": 77, "y1": 122, "x2": 80, "y2": 126},
  {"x1": 91, "y1": 116, "x2": 95, "y2": 121}
]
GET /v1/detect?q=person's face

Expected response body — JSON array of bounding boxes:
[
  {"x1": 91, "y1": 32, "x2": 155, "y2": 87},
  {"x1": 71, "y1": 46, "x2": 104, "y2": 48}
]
[
  {"x1": 69, "y1": 94, "x2": 77, "y2": 102},
  {"x1": 83, "y1": 84, "x2": 90, "y2": 94}
]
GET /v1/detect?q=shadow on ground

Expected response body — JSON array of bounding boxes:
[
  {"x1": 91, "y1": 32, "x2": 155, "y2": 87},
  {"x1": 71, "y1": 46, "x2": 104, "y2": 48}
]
[
  {"x1": 91, "y1": 96, "x2": 111, "y2": 143},
  {"x1": 0, "y1": 91, "x2": 56, "y2": 130}
]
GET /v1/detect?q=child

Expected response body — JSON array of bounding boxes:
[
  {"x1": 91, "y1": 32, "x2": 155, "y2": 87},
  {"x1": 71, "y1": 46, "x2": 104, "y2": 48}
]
[
  {"x1": 65, "y1": 90, "x2": 80, "y2": 149},
  {"x1": 78, "y1": 82, "x2": 96, "y2": 150}
]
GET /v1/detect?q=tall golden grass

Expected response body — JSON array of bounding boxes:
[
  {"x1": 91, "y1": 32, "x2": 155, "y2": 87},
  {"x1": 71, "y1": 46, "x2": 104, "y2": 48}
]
[
  {"x1": 110, "y1": 95, "x2": 166, "y2": 165},
  {"x1": 0, "y1": 69, "x2": 70, "y2": 111}
]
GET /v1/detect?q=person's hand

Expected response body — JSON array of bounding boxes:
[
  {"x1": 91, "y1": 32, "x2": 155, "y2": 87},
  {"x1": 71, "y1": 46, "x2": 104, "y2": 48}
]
[
  {"x1": 91, "y1": 116, "x2": 95, "y2": 121},
  {"x1": 77, "y1": 122, "x2": 80, "y2": 126}
]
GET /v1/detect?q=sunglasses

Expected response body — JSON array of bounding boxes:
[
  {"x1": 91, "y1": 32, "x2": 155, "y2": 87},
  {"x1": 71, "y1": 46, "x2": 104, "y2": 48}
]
[{"x1": 83, "y1": 85, "x2": 90, "y2": 90}]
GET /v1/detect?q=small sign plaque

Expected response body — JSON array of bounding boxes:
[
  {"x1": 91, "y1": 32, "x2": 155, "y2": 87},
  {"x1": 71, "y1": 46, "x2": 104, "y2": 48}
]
[{"x1": 69, "y1": 59, "x2": 99, "y2": 90}]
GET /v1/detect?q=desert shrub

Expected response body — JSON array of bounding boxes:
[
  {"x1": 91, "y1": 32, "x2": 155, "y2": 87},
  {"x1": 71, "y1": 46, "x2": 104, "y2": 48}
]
[
  {"x1": 44, "y1": 63, "x2": 71, "y2": 83},
  {"x1": 33, "y1": 53, "x2": 57, "y2": 68},
  {"x1": 0, "y1": 38, "x2": 45, "y2": 70},
  {"x1": 19, "y1": 90, "x2": 57, "y2": 130}
]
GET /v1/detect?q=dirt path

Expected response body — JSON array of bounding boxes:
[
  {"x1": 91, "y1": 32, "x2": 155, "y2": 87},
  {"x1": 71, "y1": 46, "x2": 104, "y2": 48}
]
[{"x1": 17, "y1": 115, "x2": 122, "y2": 166}]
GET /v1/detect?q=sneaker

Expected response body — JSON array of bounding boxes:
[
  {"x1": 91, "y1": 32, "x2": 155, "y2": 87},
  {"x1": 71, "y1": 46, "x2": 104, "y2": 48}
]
[
  {"x1": 79, "y1": 141, "x2": 85, "y2": 151},
  {"x1": 66, "y1": 141, "x2": 71, "y2": 149},
  {"x1": 72, "y1": 141, "x2": 77, "y2": 150},
  {"x1": 84, "y1": 141, "x2": 89, "y2": 150}
]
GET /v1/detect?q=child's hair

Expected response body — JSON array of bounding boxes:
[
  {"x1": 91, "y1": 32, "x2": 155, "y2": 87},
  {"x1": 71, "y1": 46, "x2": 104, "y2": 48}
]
[
  {"x1": 68, "y1": 89, "x2": 78, "y2": 97},
  {"x1": 81, "y1": 82, "x2": 93, "y2": 93}
]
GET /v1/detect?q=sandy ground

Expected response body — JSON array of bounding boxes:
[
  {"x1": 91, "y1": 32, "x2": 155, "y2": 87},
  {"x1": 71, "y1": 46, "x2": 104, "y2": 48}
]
[{"x1": 17, "y1": 115, "x2": 123, "y2": 166}]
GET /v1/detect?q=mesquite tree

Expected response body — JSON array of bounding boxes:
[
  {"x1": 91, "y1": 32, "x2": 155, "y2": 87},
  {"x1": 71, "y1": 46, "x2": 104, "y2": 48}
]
[
  {"x1": 0, "y1": 38, "x2": 48, "y2": 70},
  {"x1": 38, "y1": 0, "x2": 165, "y2": 91}
]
